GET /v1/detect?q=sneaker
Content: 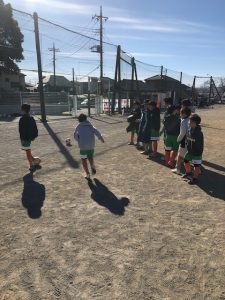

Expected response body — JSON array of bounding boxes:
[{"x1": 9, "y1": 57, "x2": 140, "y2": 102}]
[
  {"x1": 171, "y1": 168, "x2": 182, "y2": 175},
  {"x1": 85, "y1": 173, "x2": 91, "y2": 180},
  {"x1": 29, "y1": 165, "x2": 36, "y2": 172},
  {"x1": 149, "y1": 152, "x2": 157, "y2": 158},
  {"x1": 128, "y1": 142, "x2": 134, "y2": 145},
  {"x1": 140, "y1": 151, "x2": 148, "y2": 155},
  {"x1": 188, "y1": 178, "x2": 198, "y2": 185},
  {"x1": 182, "y1": 172, "x2": 192, "y2": 179},
  {"x1": 91, "y1": 166, "x2": 96, "y2": 175}
]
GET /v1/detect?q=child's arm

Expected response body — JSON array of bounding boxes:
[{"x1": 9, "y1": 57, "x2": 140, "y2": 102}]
[
  {"x1": 74, "y1": 127, "x2": 79, "y2": 141},
  {"x1": 93, "y1": 127, "x2": 105, "y2": 143},
  {"x1": 177, "y1": 121, "x2": 186, "y2": 143}
]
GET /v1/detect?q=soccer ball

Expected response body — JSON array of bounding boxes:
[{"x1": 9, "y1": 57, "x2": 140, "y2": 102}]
[{"x1": 32, "y1": 157, "x2": 41, "y2": 166}]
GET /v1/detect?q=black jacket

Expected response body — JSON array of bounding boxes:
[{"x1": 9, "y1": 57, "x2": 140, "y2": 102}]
[
  {"x1": 19, "y1": 115, "x2": 38, "y2": 141},
  {"x1": 126, "y1": 107, "x2": 142, "y2": 133},
  {"x1": 164, "y1": 114, "x2": 180, "y2": 136},
  {"x1": 150, "y1": 108, "x2": 160, "y2": 131},
  {"x1": 186, "y1": 125, "x2": 204, "y2": 156}
]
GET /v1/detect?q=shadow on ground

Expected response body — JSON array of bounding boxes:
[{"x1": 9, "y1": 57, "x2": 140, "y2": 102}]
[
  {"x1": 146, "y1": 153, "x2": 225, "y2": 201},
  {"x1": 44, "y1": 122, "x2": 79, "y2": 168},
  {"x1": 198, "y1": 167, "x2": 225, "y2": 201},
  {"x1": 88, "y1": 178, "x2": 129, "y2": 215},
  {"x1": 21, "y1": 173, "x2": 45, "y2": 219}
]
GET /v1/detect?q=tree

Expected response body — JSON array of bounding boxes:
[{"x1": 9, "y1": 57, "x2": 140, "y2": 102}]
[{"x1": 0, "y1": 0, "x2": 24, "y2": 73}]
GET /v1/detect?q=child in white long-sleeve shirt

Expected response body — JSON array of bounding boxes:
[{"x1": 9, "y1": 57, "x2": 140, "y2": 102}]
[{"x1": 172, "y1": 107, "x2": 191, "y2": 175}]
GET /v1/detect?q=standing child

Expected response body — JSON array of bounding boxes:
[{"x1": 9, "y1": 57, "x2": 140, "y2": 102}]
[
  {"x1": 163, "y1": 105, "x2": 181, "y2": 167},
  {"x1": 19, "y1": 104, "x2": 39, "y2": 172},
  {"x1": 182, "y1": 114, "x2": 204, "y2": 184},
  {"x1": 74, "y1": 114, "x2": 104, "y2": 179},
  {"x1": 148, "y1": 101, "x2": 160, "y2": 157},
  {"x1": 126, "y1": 101, "x2": 142, "y2": 146},
  {"x1": 172, "y1": 106, "x2": 191, "y2": 174},
  {"x1": 138, "y1": 100, "x2": 152, "y2": 155}
]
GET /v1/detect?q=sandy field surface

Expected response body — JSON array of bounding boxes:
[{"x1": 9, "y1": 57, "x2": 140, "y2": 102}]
[{"x1": 1, "y1": 105, "x2": 225, "y2": 300}]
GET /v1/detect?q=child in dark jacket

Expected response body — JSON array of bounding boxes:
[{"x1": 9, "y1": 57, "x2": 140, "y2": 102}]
[
  {"x1": 19, "y1": 104, "x2": 39, "y2": 172},
  {"x1": 148, "y1": 101, "x2": 160, "y2": 157},
  {"x1": 126, "y1": 101, "x2": 142, "y2": 146},
  {"x1": 182, "y1": 114, "x2": 204, "y2": 184},
  {"x1": 164, "y1": 105, "x2": 181, "y2": 167},
  {"x1": 138, "y1": 100, "x2": 152, "y2": 155}
]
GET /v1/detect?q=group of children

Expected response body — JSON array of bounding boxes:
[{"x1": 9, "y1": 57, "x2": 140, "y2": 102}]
[
  {"x1": 19, "y1": 99, "x2": 204, "y2": 184},
  {"x1": 127, "y1": 98, "x2": 204, "y2": 184}
]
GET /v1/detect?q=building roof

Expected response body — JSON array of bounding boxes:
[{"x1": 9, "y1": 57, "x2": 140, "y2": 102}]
[
  {"x1": 145, "y1": 75, "x2": 180, "y2": 83},
  {"x1": 43, "y1": 75, "x2": 72, "y2": 87}
]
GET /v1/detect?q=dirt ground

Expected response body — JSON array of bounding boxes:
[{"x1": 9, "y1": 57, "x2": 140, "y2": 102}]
[{"x1": 1, "y1": 105, "x2": 225, "y2": 300}]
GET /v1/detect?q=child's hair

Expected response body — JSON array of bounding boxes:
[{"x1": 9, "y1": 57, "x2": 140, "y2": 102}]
[
  {"x1": 182, "y1": 99, "x2": 192, "y2": 107},
  {"x1": 180, "y1": 107, "x2": 191, "y2": 117},
  {"x1": 164, "y1": 97, "x2": 173, "y2": 105},
  {"x1": 21, "y1": 103, "x2": 31, "y2": 113},
  {"x1": 175, "y1": 105, "x2": 181, "y2": 111},
  {"x1": 190, "y1": 113, "x2": 201, "y2": 125},
  {"x1": 167, "y1": 105, "x2": 175, "y2": 115},
  {"x1": 149, "y1": 101, "x2": 156, "y2": 107},
  {"x1": 78, "y1": 113, "x2": 87, "y2": 122}
]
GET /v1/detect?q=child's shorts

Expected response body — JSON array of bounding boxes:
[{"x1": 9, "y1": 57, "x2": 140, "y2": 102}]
[
  {"x1": 80, "y1": 149, "x2": 94, "y2": 159},
  {"x1": 131, "y1": 128, "x2": 136, "y2": 135},
  {"x1": 178, "y1": 146, "x2": 187, "y2": 158},
  {"x1": 21, "y1": 140, "x2": 32, "y2": 150},
  {"x1": 150, "y1": 129, "x2": 160, "y2": 141},
  {"x1": 184, "y1": 153, "x2": 202, "y2": 165},
  {"x1": 164, "y1": 135, "x2": 179, "y2": 151}
]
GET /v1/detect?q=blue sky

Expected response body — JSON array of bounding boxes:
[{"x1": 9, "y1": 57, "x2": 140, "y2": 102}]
[{"x1": 8, "y1": 0, "x2": 225, "y2": 84}]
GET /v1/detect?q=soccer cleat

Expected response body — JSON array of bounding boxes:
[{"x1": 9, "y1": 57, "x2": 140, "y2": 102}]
[{"x1": 128, "y1": 141, "x2": 134, "y2": 145}]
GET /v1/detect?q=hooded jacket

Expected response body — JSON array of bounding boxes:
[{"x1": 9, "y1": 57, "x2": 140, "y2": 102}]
[
  {"x1": 186, "y1": 125, "x2": 204, "y2": 156},
  {"x1": 150, "y1": 107, "x2": 160, "y2": 131},
  {"x1": 19, "y1": 114, "x2": 38, "y2": 141},
  {"x1": 74, "y1": 120, "x2": 102, "y2": 150}
]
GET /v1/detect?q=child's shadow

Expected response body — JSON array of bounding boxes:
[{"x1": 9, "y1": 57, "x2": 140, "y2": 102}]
[
  {"x1": 21, "y1": 173, "x2": 45, "y2": 219},
  {"x1": 88, "y1": 179, "x2": 129, "y2": 215},
  {"x1": 198, "y1": 166, "x2": 225, "y2": 201}
]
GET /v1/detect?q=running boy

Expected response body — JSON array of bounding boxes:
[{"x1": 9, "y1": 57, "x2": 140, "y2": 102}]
[
  {"x1": 182, "y1": 114, "x2": 204, "y2": 184},
  {"x1": 172, "y1": 106, "x2": 191, "y2": 174},
  {"x1": 148, "y1": 101, "x2": 160, "y2": 157},
  {"x1": 74, "y1": 114, "x2": 104, "y2": 179},
  {"x1": 19, "y1": 104, "x2": 39, "y2": 172}
]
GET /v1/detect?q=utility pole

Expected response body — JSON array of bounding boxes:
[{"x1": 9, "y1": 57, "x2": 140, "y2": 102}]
[
  {"x1": 72, "y1": 68, "x2": 76, "y2": 95},
  {"x1": 48, "y1": 43, "x2": 60, "y2": 91},
  {"x1": 33, "y1": 12, "x2": 46, "y2": 122},
  {"x1": 92, "y1": 6, "x2": 108, "y2": 96}
]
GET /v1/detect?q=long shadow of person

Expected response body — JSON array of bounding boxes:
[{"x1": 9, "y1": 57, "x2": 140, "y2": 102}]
[
  {"x1": 21, "y1": 173, "x2": 45, "y2": 219},
  {"x1": 88, "y1": 179, "x2": 129, "y2": 215},
  {"x1": 197, "y1": 166, "x2": 225, "y2": 201}
]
